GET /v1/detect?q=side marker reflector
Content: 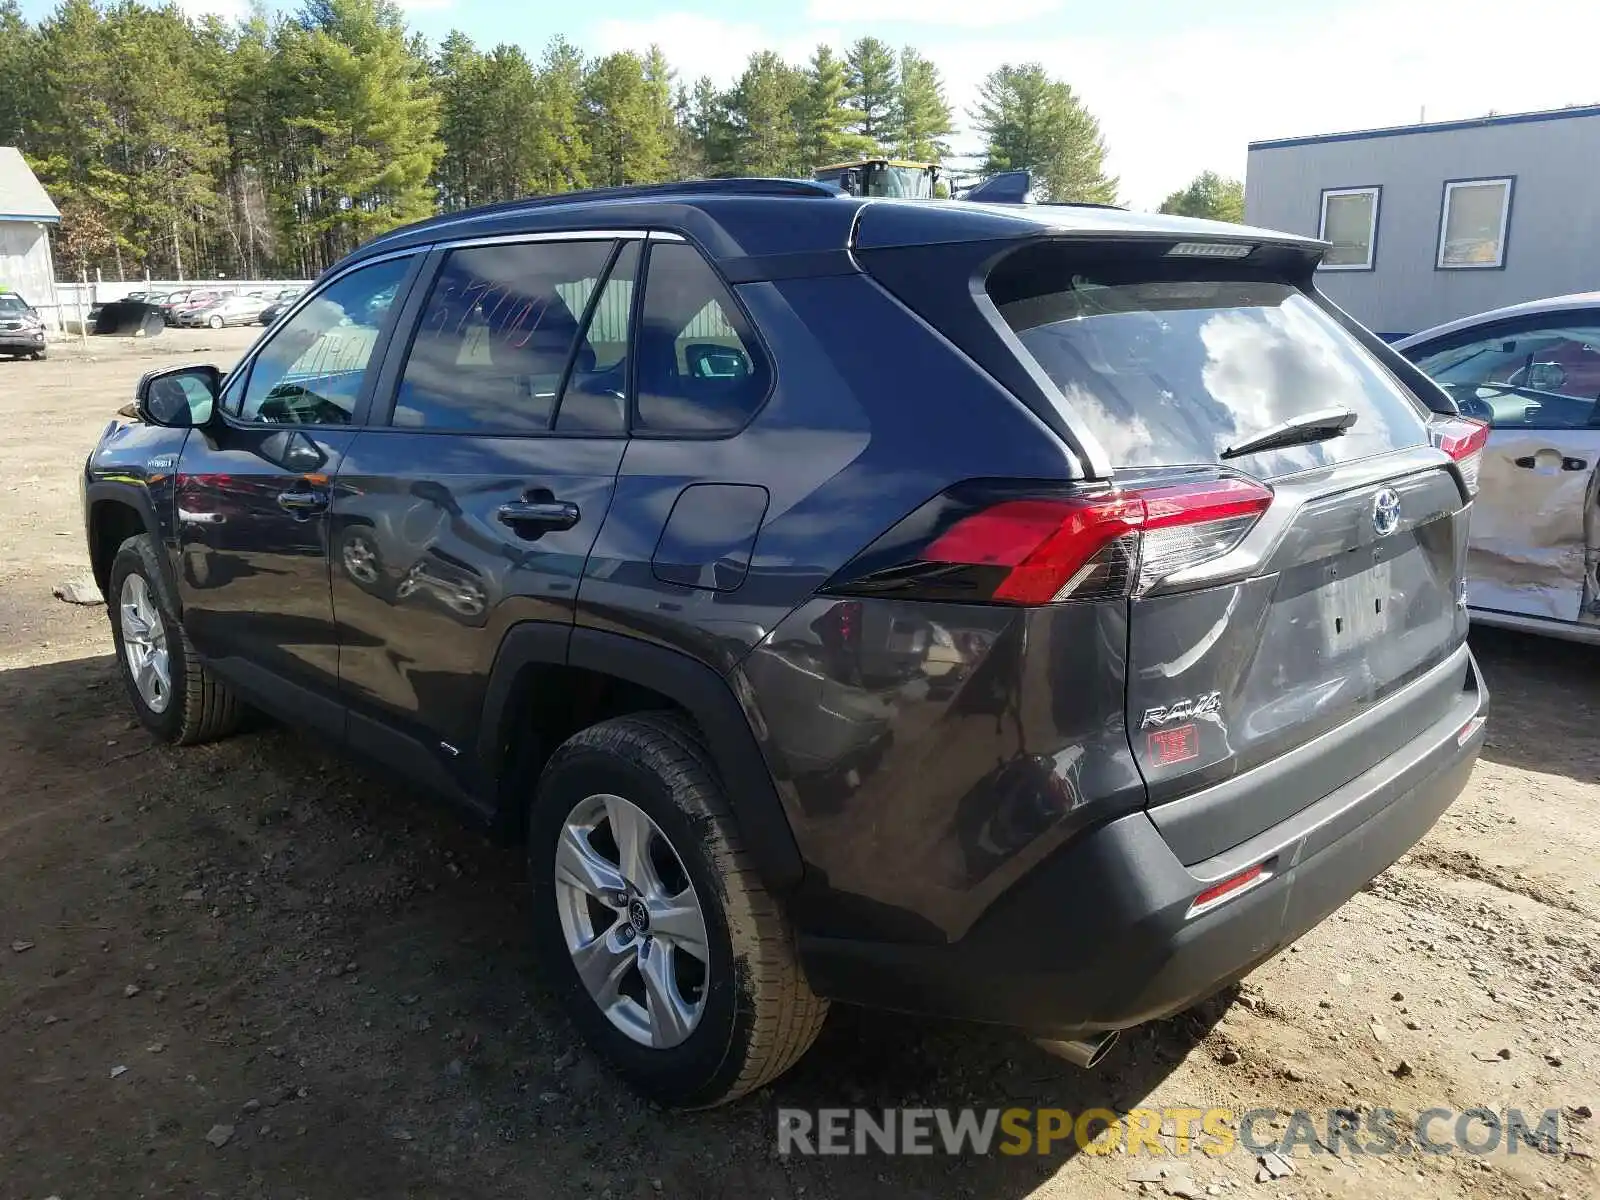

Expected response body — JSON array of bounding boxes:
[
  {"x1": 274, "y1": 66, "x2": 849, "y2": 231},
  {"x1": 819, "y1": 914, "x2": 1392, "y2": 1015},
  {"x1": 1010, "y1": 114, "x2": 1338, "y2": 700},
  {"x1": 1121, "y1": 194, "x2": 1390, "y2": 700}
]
[{"x1": 1188, "y1": 863, "x2": 1270, "y2": 917}]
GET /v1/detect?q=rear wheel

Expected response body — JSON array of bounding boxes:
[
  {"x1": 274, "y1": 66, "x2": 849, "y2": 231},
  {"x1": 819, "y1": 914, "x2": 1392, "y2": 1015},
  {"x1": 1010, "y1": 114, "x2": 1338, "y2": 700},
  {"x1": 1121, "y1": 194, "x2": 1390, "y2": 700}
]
[
  {"x1": 528, "y1": 713, "x2": 826, "y2": 1108},
  {"x1": 108, "y1": 533, "x2": 242, "y2": 744}
]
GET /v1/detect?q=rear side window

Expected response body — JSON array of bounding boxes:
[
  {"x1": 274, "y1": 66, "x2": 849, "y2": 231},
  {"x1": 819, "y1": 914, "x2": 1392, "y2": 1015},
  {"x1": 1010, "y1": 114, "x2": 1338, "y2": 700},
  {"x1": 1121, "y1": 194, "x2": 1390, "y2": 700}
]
[
  {"x1": 634, "y1": 242, "x2": 769, "y2": 435},
  {"x1": 394, "y1": 240, "x2": 615, "y2": 433},
  {"x1": 989, "y1": 246, "x2": 1429, "y2": 473}
]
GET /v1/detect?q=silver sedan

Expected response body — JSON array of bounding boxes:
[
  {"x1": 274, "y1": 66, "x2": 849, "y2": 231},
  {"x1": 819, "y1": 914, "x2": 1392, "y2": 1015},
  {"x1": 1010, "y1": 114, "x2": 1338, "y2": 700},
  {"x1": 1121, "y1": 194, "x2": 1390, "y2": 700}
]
[{"x1": 1397, "y1": 292, "x2": 1600, "y2": 644}]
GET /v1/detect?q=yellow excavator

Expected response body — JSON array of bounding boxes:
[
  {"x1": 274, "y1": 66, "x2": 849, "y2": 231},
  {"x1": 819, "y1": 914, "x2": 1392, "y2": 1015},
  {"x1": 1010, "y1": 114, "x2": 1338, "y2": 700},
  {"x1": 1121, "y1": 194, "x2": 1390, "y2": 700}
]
[{"x1": 811, "y1": 158, "x2": 941, "y2": 198}]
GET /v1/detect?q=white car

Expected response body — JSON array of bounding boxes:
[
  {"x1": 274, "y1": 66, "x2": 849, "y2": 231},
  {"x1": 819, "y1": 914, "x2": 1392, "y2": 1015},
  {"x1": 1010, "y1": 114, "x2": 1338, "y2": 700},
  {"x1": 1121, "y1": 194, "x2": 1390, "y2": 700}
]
[
  {"x1": 1397, "y1": 292, "x2": 1600, "y2": 643},
  {"x1": 179, "y1": 293, "x2": 263, "y2": 329}
]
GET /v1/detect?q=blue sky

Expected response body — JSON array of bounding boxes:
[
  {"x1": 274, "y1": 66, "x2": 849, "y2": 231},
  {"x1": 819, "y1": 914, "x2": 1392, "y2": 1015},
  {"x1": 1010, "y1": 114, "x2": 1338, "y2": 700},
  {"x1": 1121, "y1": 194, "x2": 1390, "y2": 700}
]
[{"x1": 23, "y1": 0, "x2": 1600, "y2": 207}]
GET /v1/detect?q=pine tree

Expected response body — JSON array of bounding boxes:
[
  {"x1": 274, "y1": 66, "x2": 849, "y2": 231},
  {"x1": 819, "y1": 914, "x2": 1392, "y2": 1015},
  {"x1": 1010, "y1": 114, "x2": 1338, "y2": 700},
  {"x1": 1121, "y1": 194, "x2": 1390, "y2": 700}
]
[
  {"x1": 972, "y1": 63, "x2": 1117, "y2": 204},
  {"x1": 583, "y1": 50, "x2": 672, "y2": 187},
  {"x1": 433, "y1": 31, "x2": 489, "y2": 210},
  {"x1": 529, "y1": 37, "x2": 590, "y2": 194},
  {"x1": 478, "y1": 44, "x2": 542, "y2": 202},
  {"x1": 724, "y1": 51, "x2": 804, "y2": 177},
  {"x1": 798, "y1": 44, "x2": 870, "y2": 170},
  {"x1": 685, "y1": 75, "x2": 736, "y2": 177},
  {"x1": 642, "y1": 44, "x2": 677, "y2": 177},
  {"x1": 271, "y1": 0, "x2": 441, "y2": 272},
  {"x1": 0, "y1": 0, "x2": 34, "y2": 148},
  {"x1": 214, "y1": 14, "x2": 279, "y2": 277},
  {"x1": 26, "y1": 0, "x2": 122, "y2": 275},
  {"x1": 844, "y1": 37, "x2": 897, "y2": 150},
  {"x1": 1, "y1": 6, "x2": 1127, "y2": 278},
  {"x1": 894, "y1": 47, "x2": 953, "y2": 163}
]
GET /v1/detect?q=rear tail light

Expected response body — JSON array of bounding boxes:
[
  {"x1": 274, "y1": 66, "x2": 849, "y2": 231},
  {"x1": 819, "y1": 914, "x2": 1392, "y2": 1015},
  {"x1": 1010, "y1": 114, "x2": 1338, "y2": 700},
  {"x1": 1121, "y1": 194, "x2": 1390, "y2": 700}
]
[
  {"x1": 1430, "y1": 416, "x2": 1489, "y2": 497},
  {"x1": 827, "y1": 476, "x2": 1273, "y2": 606}
]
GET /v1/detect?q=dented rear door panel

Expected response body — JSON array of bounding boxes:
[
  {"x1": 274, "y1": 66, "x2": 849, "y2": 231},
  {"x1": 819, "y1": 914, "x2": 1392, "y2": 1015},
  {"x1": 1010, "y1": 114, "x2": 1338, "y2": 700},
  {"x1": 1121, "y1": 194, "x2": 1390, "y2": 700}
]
[{"x1": 1470, "y1": 428, "x2": 1600, "y2": 626}]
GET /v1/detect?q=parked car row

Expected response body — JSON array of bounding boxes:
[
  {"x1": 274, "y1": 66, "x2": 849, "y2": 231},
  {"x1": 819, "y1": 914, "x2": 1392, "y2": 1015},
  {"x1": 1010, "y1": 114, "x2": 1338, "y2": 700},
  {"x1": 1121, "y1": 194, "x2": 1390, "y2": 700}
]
[
  {"x1": 0, "y1": 288, "x2": 47, "y2": 358},
  {"x1": 129, "y1": 286, "x2": 306, "y2": 328}
]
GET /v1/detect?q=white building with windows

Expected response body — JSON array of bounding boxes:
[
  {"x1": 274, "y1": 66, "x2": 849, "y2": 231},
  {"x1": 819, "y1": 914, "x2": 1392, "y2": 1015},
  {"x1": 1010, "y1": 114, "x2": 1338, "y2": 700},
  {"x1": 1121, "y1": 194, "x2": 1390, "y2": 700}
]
[
  {"x1": 0, "y1": 146, "x2": 60, "y2": 324},
  {"x1": 1244, "y1": 104, "x2": 1600, "y2": 339}
]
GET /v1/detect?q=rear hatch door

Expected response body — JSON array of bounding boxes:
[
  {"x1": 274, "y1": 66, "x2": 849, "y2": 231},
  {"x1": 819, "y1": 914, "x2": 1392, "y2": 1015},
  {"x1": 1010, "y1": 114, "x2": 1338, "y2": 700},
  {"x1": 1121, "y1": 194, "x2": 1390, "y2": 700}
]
[{"x1": 986, "y1": 240, "x2": 1474, "y2": 863}]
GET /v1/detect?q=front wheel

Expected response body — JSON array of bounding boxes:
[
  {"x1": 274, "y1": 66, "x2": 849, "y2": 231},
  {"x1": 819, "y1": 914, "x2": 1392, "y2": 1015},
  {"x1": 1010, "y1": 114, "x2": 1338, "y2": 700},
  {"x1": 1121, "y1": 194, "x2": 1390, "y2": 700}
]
[
  {"x1": 528, "y1": 713, "x2": 827, "y2": 1108},
  {"x1": 207, "y1": 314, "x2": 224, "y2": 329},
  {"x1": 108, "y1": 533, "x2": 243, "y2": 744}
]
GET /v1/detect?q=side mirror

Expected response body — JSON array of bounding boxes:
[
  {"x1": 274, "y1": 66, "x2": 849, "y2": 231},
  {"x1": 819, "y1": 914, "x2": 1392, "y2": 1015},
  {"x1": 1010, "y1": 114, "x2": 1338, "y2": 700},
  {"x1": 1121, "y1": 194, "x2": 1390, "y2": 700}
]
[
  {"x1": 136, "y1": 364, "x2": 222, "y2": 428},
  {"x1": 684, "y1": 342, "x2": 749, "y2": 379}
]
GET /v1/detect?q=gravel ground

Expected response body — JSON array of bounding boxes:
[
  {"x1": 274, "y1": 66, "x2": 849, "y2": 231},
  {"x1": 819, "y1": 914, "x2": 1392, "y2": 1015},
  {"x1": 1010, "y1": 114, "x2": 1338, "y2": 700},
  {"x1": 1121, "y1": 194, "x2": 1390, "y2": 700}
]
[{"x1": 0, "y1": 331, "x2": 1595, "y2": 1200}]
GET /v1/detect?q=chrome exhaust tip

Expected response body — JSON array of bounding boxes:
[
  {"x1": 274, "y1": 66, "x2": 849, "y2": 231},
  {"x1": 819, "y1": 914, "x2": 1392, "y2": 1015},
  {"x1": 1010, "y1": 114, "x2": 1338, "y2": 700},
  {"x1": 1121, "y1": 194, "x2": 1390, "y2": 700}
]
[{"x1": 1034, "y1": 1030, "x2": 1121, "y2": 1069}]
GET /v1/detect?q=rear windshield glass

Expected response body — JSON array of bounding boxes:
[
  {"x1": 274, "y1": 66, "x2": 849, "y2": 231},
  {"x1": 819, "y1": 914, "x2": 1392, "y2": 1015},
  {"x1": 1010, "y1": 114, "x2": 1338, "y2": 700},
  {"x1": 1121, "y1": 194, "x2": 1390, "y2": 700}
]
[{"x1": 990, "y1": 251, "x2": 1429, "y2": 473}]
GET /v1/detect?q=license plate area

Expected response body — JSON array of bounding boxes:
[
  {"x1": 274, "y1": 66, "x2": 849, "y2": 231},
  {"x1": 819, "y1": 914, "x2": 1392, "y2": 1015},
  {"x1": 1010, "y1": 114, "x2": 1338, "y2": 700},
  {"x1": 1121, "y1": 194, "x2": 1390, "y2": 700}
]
[{"x1": 1317, "y1": 554, "x2": 1398, "y2": 656}]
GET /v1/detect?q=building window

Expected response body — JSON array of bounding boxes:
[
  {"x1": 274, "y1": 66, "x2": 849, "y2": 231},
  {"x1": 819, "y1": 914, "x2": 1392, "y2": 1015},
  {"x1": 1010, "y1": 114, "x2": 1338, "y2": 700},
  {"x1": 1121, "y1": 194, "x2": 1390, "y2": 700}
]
[
  {"x1": 1317, "y1": 187, "x2": 1380, "y2": 270},
  {"x1": 1437, "y1": 177, "x2": 1513, "y2": 269}
]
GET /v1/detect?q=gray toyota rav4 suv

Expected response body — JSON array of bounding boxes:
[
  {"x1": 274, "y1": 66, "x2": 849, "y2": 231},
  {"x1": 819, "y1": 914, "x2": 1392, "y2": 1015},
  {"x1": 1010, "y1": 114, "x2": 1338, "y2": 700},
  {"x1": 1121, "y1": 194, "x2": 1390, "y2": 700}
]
[{"x1": 83, "y1": 179, "x2": 1489, "y2": 1107}]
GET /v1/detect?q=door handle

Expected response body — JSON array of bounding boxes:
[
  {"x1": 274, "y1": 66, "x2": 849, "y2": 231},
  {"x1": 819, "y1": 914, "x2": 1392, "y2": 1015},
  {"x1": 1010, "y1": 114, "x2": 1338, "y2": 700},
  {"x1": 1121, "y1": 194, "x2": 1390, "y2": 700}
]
[
  {"x1": 277, "y1": 488, "x2": 329, "y2": 513},
  {"x1": 497, "y1": 500, "x2": 580, "y2": 533}
]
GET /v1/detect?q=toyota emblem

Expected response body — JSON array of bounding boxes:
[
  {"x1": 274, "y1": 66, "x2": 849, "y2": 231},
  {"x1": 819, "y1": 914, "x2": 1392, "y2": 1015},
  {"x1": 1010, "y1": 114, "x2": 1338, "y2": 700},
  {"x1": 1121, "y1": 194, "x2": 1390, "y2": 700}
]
[{"x1": 1372, "y1": 487, "x2": 1402, "y2": 537}]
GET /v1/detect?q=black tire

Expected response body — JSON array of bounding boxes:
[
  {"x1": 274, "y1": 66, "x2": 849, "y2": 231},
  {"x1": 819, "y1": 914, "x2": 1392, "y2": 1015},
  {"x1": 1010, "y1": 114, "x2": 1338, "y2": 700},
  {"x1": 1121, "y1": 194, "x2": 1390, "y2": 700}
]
[
  {"x1": 31, "y1": 348, "x2": 46, "y2": 360},
  {"x1": 528, "y1": 712, "x2": 827, "y2": 1108},
  {"x1": 108, "y1": 533, "x2": 243, "y2": 745}
]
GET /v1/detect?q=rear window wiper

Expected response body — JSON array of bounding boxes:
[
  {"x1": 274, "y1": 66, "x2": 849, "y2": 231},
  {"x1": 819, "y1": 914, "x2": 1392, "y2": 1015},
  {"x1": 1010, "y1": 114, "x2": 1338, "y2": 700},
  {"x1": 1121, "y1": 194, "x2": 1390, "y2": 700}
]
[{"x1": 1221, "y1": 406, "x2": 1358, "y2": 459}]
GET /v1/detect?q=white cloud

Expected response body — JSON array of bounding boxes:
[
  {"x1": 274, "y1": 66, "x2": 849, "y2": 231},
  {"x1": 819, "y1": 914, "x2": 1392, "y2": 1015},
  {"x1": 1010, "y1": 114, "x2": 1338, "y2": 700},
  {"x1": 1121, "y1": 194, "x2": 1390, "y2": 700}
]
[
  {"x1": 175, "y1": 0, "x2": 248, "y2": 20},
  {"x1": 593, "y1": 13, "x2": 838, "y2": 86},
  {"x1": 922, "y1": 0, "x2": 1600, "y2": 207},
  {"x1": 805, "y1": 0, "x2": 1063, "y2": 28},
  {"x1": 397, "y1": 0, "x2": 457, "y2": 11},
  {"x1": 592, "y1": 14, "x2": 769, "y2": 84},
  {"x1": 593, "y1": 2, "x2": 1600, "y2": 208}
]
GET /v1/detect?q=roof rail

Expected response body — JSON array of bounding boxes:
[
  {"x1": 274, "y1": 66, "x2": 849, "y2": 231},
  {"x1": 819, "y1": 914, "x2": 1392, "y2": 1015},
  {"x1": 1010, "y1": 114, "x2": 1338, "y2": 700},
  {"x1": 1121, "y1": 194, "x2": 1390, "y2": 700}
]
[{"x1": 367, "y1": 177, "x2": 842, "y2": 247}]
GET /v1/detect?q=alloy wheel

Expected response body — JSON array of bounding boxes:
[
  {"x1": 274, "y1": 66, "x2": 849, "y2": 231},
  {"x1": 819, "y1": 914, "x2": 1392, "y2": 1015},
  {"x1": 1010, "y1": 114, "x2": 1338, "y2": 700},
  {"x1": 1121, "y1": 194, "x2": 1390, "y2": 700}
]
[
  {"x1": 553, "y1": 793, "x2": 710, "y2": 1049},
  {"x1": 342, "y1": 534, "x2": 380, "y2": 584},
  {"x1": 119, "y1": 573, "x2": 172, "y2": 714}
]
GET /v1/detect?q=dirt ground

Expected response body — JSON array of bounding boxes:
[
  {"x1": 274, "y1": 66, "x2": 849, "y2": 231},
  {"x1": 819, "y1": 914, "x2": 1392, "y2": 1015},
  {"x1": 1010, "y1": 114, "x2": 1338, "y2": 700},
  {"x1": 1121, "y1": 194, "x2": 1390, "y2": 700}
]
[{"x1": 0, "y1": 331, "x2": 1595, "y2": 1200}]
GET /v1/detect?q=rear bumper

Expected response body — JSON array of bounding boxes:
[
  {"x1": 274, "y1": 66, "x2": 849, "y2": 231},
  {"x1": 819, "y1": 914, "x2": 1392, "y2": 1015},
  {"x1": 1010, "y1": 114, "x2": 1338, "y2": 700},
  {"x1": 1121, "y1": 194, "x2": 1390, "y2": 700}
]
[{"x1": 799, "y1": 650, "x2": 1486, "y2": 1037}]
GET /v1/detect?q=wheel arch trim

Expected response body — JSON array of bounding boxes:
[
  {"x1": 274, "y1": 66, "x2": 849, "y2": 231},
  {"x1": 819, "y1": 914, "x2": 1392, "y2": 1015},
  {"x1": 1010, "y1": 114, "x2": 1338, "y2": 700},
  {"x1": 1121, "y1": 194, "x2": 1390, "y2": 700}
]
[
  {"x1": 85, "y1": 480, "x2": 177, "y2": 603},
  {"x1": 478, "y1": 623, "x2": 805, "y2": 892}
]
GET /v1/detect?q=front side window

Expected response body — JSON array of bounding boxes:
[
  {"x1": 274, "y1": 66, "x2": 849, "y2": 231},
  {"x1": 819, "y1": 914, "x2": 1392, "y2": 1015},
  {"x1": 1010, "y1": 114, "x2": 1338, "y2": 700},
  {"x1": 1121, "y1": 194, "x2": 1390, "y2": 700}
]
[
  {"x1": 394, "y1": 240, "x2": 616, "y2": 434},
  {"x1": 1318, "y1": 187, "x2": 1379, "y2": 270},
  {"x1": 235, "y1": 257, "x2": 411, "y2": 425},
  {"x1": 633, "y1": 242, "x2": 769, "y2": 435},
  {"x1": 1438, "y1": 178, "x2": 1513, "y2": 269},
  {"x1": 1407, "y1": 317, "x2": 1600, "y2": 429}
]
